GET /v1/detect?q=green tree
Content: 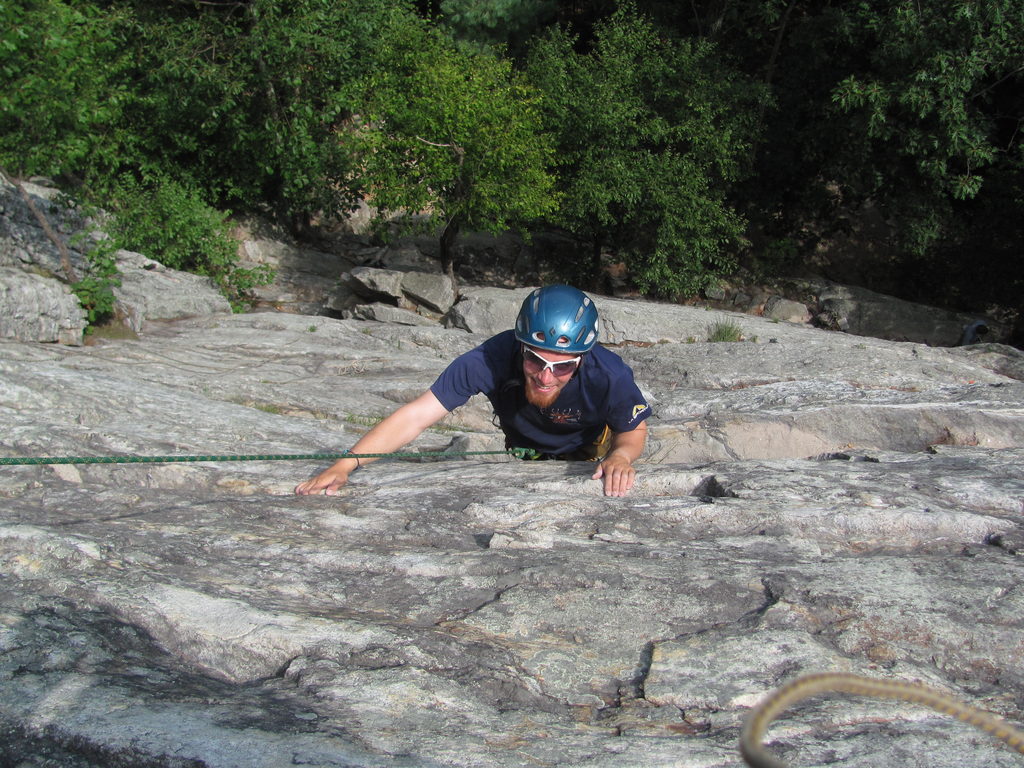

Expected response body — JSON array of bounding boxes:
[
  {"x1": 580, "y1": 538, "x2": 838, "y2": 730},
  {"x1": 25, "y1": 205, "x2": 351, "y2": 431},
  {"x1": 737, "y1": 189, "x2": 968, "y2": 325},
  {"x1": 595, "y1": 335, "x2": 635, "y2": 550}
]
[
  {"x1": 121, "y1": 0, "x2": 415, "y2": 231},
  {"x1": 428, "y1": 0, "x2": 568, "y2": 58},
  {"x1": 829, "y1": 1, "x2": 1024, "y2": 256},
  {"x1": 351, "y1": 18, "x2": 557, "y2": 282},
  {"x1": 662, "y1": 1, "x2": 1023, "y2": 316},
  {"x1": 0, "y1": 0, "x2": 276, "y2": 312},
  {"x1": 105, "y1": 175, "x2": 274, "y2": 311},
  {"x1": 526, "y1": 3, "x2": 763, "y2": 296},
  {"x1": 0, "y1": 0, "x2": 133, "y2": 181},
  {"x1": 0, "y1": 0, "x2": 427, "y2": 312},
  {"x1": 419, "y1": 0, "x2": 617, "y2": 58}
]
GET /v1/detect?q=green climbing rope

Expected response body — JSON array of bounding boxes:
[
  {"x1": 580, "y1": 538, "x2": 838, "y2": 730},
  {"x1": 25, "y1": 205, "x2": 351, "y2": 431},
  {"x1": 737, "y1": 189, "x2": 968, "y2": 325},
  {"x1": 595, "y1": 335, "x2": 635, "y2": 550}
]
[{"x1": 0, "y1": 447, "x2": 539, "y2": 466}]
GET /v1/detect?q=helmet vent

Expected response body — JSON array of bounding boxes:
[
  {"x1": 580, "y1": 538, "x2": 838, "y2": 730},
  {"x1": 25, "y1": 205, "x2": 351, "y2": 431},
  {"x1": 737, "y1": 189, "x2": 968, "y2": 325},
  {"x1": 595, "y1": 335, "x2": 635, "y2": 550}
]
[{"x1": 574, "y1": 298, "x2": 590, "y2": 323}]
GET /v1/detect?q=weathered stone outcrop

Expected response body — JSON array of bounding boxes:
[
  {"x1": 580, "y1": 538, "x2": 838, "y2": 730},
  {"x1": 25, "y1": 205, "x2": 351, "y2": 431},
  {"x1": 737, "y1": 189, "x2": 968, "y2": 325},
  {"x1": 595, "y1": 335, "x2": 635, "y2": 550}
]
[
  {"x1": 811, "y1": 280, "x2": 996, "y2": 346},
  {"x1": 2, "y1": 294, "x2": 1023, "y2": 767},
  {"x1": 113, "y1": 249, "x2": 232, "y2": 332},
  {"x1": 342, "y1": 265, "x2": 458, "y2": 318},
  {"x1": 5, "y1": 176, "x2": 1006, "y2": 350},
  {"x1": 0, "y1": 266, "x2": 87, "y2": 344},
  {"x1": 704, "y1": 275, "x2": 1007, "y2": 347},
  {"x1": 1, "y1": 179, "x2": 232, "y2": 341},
  {"x1": 236, "y1": 219, "x2": 359, "y2": 316}
]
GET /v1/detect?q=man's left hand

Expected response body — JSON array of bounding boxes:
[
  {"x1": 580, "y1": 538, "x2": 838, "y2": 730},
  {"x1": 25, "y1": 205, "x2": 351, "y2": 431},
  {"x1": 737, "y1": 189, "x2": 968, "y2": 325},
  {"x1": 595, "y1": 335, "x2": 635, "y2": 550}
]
[{"x1": 592, "y1": 454, "x2": 636, "y2": 497}]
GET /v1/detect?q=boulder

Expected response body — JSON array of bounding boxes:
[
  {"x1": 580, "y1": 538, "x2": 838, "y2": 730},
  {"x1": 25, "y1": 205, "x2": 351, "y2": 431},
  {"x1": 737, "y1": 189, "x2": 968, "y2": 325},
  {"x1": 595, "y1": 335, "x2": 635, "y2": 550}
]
[
  {"x1": 814, "y1": 282, "x2": 996, "y2": 346},
  {"x1": 444, "y1": 285, "x2": 533, "y2": 334},
  {"x1": 763, "y1": 295, "x2": 811, "y2": 324},
  {"x1": 399, "y1": 270, "x2": 457, "y2": 314},
  {"x1": 345, "y1": 266, "x2": 458, "y2": 315},
  {"x1": 348, "y1": 302, "x2": 436, "y2": 326},
  {"x1": 113, "y1": 249, "x2": 232, "y2": 331},
  {"x1": 346, "y1": 266, "x2": 408, "y2": 305},
  {"x1": 0, "y1": 267, "x2": 87, "y2": 344}
]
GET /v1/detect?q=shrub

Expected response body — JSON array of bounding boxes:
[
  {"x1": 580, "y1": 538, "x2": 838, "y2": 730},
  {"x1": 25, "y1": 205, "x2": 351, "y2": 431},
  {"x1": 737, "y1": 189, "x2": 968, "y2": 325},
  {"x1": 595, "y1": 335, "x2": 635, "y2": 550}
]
[
  {"x1": 105, "y1": 176, "x2": 273, "y2": 310},
  {"x1": 706, "y1": 320, "x2": 744, "y2": 342},
  {"x1": 70, "y1": 233, "x2": 121, "y2": 328}
]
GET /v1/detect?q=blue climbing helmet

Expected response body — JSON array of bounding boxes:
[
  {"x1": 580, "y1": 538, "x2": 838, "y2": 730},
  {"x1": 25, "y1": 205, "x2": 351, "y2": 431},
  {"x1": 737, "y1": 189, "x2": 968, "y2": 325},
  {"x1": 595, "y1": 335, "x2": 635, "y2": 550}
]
[{"x1": 514, "y1": 285, "x2": 599, "y2": 354}]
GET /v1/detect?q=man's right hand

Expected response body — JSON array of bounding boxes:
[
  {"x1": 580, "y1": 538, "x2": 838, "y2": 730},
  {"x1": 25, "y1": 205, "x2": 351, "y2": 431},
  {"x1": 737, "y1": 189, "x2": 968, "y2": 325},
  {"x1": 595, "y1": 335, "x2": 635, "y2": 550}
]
[{"x1": 294, "y1": 461, "x2": 353, "y2": 495}]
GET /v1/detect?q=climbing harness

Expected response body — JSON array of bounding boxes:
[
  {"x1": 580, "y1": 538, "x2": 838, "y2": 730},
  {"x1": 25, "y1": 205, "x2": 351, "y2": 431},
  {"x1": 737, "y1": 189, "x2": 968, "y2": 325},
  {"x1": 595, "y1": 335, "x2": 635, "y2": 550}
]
[
  {"x1": 0, "y1": 447, "x2": 540, "y2": 466},
  {"x1": 740, "y1": 672, "x2": 1024, "y2": 768}
]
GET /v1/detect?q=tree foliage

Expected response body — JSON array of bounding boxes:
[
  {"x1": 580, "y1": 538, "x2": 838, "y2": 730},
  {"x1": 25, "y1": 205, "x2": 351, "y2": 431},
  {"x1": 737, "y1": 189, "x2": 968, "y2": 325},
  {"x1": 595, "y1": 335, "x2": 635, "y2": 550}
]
[
  {"x1": 527, "y1": 4, "x2": 763, "y2": 296},
  {"x1": 352, "y1": 17, "x2": 557, "y2": 279},
  {"x1": 0, "y1": 0, "x2": 415, "y2": 309},
  {"x1": 654, "y1": 1, "x2": 1023, "y2": 311},
  {"x1": 119, "y1": 0, "x2": 413, "y2": 227},
  {"x1": 106, "y1": 176, "x2": 274, "y2": 310},
  {"x1": 1, "y1": 0, "x2": 1021, "y2": 324},
  {"x1": 828, "y1": 1, "x2": 1024, "y2": 254},
  {"x1": 430, "y1": 0, "x2": 560, "y2": 56},
  {"x1": 0, "y1": 0, "x2": 133, "y2": 182}
]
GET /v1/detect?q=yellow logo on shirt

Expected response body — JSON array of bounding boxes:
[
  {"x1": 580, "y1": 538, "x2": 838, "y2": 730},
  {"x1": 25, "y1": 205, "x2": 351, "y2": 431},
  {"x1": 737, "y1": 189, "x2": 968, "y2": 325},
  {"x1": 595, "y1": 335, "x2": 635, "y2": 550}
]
[{"x1": 631, "y1": 404, "x2": 648, "y2": 421}]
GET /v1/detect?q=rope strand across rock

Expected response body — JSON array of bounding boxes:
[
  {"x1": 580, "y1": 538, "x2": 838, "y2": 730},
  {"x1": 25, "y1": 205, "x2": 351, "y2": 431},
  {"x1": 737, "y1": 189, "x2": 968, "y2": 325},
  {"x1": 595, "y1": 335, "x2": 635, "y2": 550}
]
[
  {"x1": 0, "y1": 447, "x2": 539, "y2": 466},
  {"x1": 740, "y1": 672, "x2": 1024, "y2": 768}
]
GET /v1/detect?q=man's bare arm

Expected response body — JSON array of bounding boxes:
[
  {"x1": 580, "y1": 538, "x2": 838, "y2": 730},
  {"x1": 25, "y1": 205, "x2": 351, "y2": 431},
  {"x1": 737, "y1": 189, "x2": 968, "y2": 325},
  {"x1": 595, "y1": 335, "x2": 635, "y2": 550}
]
[{"x1": 295, "y1": 390, "x2": 451, "y2": 495}]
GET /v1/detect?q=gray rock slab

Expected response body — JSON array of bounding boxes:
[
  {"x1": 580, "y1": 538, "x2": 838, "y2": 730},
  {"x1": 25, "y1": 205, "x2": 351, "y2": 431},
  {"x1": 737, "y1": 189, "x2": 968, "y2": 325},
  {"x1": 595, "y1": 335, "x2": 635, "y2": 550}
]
[
  {"x1": 0, "y1": 266, "x2": 87, "y2": 344},
  {"x1": 113, "y1": 249, "x2": 232, "y2": 331},
  {"x1": 399, "y1": 270, "x2": 457, "y2": 314},
  {"x1": 0, "y1": 177, "x2": 90, "y2": 278},
  {"x1": 816, "y1": 281, "x2": 994, "y2": 346},
  {"x1": 448, "y1": 284, "x2": 1014, "y2": 352},
  {"x1": 448, "y1": 285, "x2": 815, "y2": 345},
  {"x1": 1, "y1": 311, "x2": 1023, "y2": 767},
  {"x1": 239, "y1": 236, "x2": 354, "y2": 315},
  {"x1": 349, "y1": 302, "x2": 437, "y2": 325}
]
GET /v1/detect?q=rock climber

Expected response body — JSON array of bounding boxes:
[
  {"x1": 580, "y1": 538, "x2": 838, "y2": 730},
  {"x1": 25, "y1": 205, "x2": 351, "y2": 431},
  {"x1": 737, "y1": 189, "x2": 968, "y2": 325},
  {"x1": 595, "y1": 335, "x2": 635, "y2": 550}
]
[{"x1": 295, "y1": 284, "x2": 651, "y2": 497}]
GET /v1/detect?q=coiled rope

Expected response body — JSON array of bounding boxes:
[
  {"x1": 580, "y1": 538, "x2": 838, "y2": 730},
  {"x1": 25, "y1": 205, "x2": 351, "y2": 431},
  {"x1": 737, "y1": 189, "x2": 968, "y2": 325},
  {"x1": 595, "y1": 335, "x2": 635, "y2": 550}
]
[
  {"x1": 0, "y1": 447, "x2": 539, "y2": 466},
  {"x1": 740, "y1": 672, "x2": 1024, "y2": 768}
]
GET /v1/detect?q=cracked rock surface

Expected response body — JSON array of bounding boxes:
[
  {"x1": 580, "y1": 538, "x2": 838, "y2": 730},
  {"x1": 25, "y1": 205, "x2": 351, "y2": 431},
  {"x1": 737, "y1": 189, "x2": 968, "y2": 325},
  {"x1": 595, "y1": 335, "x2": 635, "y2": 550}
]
[{"x1": 1, "y1": 305, "x2": 1023, "y2": 767}]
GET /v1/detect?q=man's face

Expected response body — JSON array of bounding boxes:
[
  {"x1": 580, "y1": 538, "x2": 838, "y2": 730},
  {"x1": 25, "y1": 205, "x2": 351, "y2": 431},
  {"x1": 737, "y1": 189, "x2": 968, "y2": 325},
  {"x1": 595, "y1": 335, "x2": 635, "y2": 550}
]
[{"x1": 521, "y1": 345, "x2": 581, "y2": 408}]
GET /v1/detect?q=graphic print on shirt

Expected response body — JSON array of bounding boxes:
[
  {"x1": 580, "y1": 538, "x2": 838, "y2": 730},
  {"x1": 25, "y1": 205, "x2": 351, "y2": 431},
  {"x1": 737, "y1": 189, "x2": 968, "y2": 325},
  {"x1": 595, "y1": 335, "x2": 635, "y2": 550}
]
[{"x1": 543, "y1": 407, "x2": 582, "y2": 425}]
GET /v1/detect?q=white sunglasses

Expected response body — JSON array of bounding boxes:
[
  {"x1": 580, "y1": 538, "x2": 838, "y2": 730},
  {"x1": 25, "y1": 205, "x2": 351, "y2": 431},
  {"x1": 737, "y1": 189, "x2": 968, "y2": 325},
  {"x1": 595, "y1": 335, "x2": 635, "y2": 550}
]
[{"x1": 522, "y1": 345, "x2": 582, "y2": 377}]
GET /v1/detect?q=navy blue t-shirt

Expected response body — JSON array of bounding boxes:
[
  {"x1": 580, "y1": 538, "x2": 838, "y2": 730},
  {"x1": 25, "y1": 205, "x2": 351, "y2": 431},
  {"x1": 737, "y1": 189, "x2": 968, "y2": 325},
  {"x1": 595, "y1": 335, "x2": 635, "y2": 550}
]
[{"x1": 430, "y1": 330, "x2": 651, "y2": 455}]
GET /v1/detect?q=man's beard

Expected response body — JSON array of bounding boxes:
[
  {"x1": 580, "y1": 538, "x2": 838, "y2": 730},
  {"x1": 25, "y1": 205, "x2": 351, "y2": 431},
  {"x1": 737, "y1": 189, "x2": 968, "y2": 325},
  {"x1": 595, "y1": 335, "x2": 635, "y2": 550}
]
[{"x1": 525, "y1": 380, "x2": 563, "y2": 409}]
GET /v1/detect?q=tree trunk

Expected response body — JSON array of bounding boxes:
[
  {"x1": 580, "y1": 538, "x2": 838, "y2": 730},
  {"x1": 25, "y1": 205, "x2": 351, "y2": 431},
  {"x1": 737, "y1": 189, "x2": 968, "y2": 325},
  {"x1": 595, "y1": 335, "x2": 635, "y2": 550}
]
[
  {"x1": 439, "y1": 217, "x2": 460, "y2": 291},
  {"x1": 591, "y1": 238, "x2": 605, "y2": 293},
  {"x1": 3, "y1": 168, "x2": 78, "y2": 283}
]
